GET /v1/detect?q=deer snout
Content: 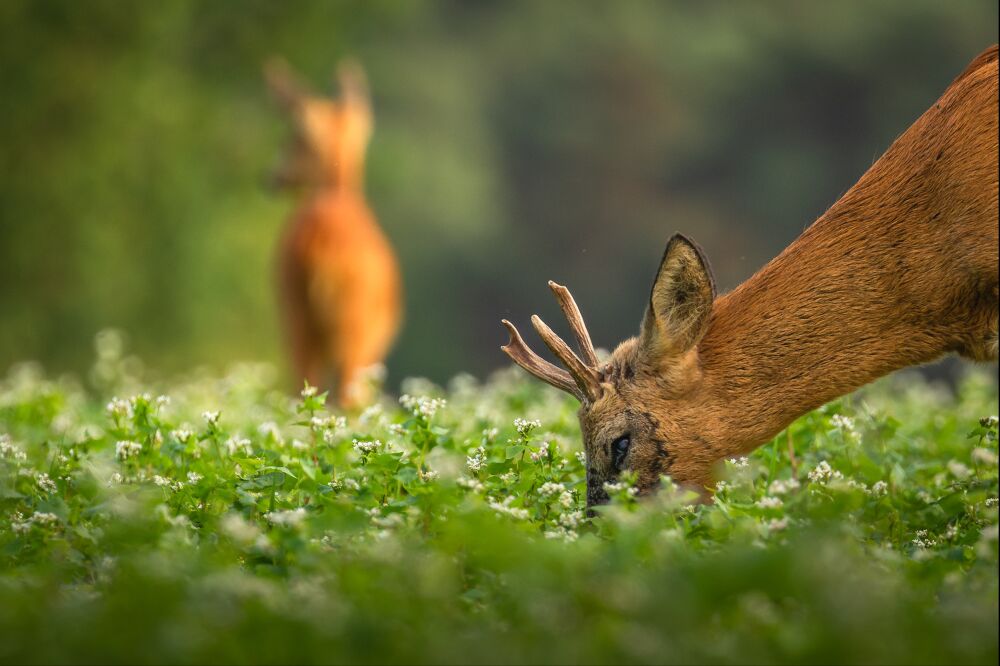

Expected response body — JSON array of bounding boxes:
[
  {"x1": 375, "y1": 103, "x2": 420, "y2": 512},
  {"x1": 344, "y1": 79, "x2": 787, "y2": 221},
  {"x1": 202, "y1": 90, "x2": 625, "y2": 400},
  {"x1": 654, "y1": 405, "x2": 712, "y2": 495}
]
[{"x1": 586, "y1": 471, "x2": 610, "y2": 509}]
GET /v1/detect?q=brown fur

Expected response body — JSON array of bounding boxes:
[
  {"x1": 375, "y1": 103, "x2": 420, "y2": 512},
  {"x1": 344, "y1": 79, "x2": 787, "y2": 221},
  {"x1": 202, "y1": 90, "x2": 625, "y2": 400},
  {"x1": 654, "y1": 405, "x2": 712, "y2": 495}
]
[
  {"x1": 506, "y1": 46, "x2": 998, "y2": 505},
  {"x1": 266, "y1": 59, "x2": 402, "y2": 407}
]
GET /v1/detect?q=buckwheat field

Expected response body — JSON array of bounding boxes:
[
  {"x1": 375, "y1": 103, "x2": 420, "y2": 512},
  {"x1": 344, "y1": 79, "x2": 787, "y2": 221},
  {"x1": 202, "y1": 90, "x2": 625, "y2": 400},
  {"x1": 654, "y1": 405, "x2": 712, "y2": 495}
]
[{"x1": 1, "y1": 333, "x2": 997, "y2": 664}]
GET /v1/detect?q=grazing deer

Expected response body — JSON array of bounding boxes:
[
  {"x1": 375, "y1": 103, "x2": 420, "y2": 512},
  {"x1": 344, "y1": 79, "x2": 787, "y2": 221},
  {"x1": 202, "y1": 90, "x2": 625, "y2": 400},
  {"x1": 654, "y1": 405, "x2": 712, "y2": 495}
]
[
  {"x1": 502, "y1": 45, "x2": 998, "y2": 507},
  {"x1": 265, "y1": 58, "x2": 402, "y2": 408}
]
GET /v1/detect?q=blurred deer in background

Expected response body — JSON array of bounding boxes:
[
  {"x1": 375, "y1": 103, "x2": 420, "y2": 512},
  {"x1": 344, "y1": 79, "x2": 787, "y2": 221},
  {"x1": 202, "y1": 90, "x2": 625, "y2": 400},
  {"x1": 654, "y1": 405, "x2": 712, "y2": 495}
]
[
  {"x1": 265, "y1": 58, "x2": 402, "y2": 408},
  {"x1": 502, "y1": 45, "x2": 999, "y2": 507}
]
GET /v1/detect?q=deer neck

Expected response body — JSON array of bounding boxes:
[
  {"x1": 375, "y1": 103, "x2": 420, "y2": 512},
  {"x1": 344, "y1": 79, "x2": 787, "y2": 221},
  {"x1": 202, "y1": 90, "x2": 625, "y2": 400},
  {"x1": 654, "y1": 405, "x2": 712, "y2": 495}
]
[
  {"x1": 698, "y1": 166, "x2": 952, "y2": 452},
  {"x1": 316, "y1": 155, "x2": 364, "y2": 195}
]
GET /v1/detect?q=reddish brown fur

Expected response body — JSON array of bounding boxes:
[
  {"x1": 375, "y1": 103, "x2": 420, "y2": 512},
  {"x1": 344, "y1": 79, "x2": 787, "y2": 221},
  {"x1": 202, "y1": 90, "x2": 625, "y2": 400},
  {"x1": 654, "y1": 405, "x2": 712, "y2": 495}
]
[
  {"x1": 266, "y1": 59, "x2": 402, "y2": 407},
  {"x1": 503, "y1": 46, "x2": 998, "y2": 505}
]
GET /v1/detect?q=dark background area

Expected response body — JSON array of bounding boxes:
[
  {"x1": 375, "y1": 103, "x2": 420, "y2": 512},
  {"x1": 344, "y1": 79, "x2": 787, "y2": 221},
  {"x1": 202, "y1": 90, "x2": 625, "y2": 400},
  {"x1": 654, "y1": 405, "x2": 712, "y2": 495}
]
[{"x1": 1, "y1": 1, "x2": 996, "y2": 387}]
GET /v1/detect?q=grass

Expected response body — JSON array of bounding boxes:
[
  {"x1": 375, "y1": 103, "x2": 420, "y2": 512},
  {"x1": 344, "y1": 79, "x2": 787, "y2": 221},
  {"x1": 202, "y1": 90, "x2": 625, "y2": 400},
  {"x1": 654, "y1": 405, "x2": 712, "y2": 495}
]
[{"x1": 0, "y1": 332, "x2": 997, "y2": 665}]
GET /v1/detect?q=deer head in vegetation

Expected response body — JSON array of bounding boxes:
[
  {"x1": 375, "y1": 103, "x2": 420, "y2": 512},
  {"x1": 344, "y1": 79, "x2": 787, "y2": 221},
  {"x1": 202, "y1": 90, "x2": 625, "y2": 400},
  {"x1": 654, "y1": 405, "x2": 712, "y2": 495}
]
[
  {"x1": 502, "y1": 236, "x2": 724, "y2": 506},
  {"x1": 502, "y1": 45, "x2": 999, "y2": 506}
]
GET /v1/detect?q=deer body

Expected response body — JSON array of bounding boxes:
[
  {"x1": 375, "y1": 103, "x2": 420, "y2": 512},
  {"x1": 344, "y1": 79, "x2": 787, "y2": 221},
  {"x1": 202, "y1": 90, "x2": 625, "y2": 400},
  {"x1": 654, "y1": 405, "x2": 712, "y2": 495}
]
[
  {"x1": 267, "y1": 59, "x2": 402, "y2": 407},
  {"x1": 502, "y1": 46, "x2": 998, "y2": 505}
]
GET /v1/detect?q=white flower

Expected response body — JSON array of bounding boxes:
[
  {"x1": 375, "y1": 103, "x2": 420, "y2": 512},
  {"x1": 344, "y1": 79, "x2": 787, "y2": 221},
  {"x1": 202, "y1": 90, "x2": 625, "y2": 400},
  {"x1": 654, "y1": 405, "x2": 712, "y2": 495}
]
[
  {"x1": 830, "y1": 414, "x2": 857, "y2": 435},
  {"x1": 457, "y1": 476, "x2": 485, "y2": 493},
  {"x1": 538, "y1": 482, "x2": 564, "y2": 497},
  {"x1": 300, "y1": 385, "x2": 318, "y2": 398},
  {"x1": 602, "y1": 481, "x2": 637, "y2": 497},
  {"x1": 186, "y1": 471, "x2": 203, "y2": 484},
  {"x1": 418, "y1": 468, "x2": 439, "y2": 482},
  {"x1": 947, "y1": 460, "x2": 972, "y2": 479},
  {"x1": 575, "y1": 451, "x2": 587, "y2": 465},
  {"x1": 359, "y1": 404, "x2": 383, "y2": 424},
  {"x1": 845, "y1": 478, "x2": 869, "y2": 493},
  {"x1": 202, "y1": 411, "x2": 220, "y2": 427},
  {"x1": 106, "y1": 397, "x2": 132, "y2": 420},
  {"x1": 36, "y1": 473, "x2": 57, "y2": 494},
  {"x1": 985, "y1": 497, "x2": 998, "y2": 507},
  {"x1": 488, "y1": 496, "x2": 530, "y2": 520},
  {"x1": 309, "y1": 416, "x2": 330, "y2": 430},
  {"x1": 971, "y1": 447, "x2": 998, "y2": 466},
  {"x1": 0, "y1": 434, "x2": 28, "y2": 462},
  {"x1": 767, "y1": 517, "x2": 789, "y2": 532},
  {"x1": 224, "y1": 436, "x2": 252, "y2": 456},
  {"x1": 911, "y1": 529, "x2": 937, "y2": 548},
  {"x1": 353, "y1": 439, "x2": 381, "y2": 455},
  {"x1": 870, "y1": 480, "x2": 889, "y2": 497},
  {"x1": 265, "y1": 508, "x2": 307, "y2": 528},
  {"x1": 979, "y1": 415, "x2": 998, "y2": 429},
  {"x1": 755, "y1": 496, "x2": 783, "y2": 509},
  {"x1": 559, "y1": 491, "x2": 574, "y2": 509},
  {"x1": 171, "y1": 428, "x2": 194, "y2": 443},
  {"x1": 544, "y1": 527, "x2": 579, "y2": 542},
  {"x1": 257, "y1": 421, "x2": 282, "y2": 440},
  {"x1": 807, "y1": 461, "x2": 843, "y2": 484},
  {"x1": 481, "y1": 428, "x2": 499, "y2": 443},
  {"x1": 11, "y1": 511, "x2": 60, "y2": 534},
  {"x1": 220, "y1": 513, "x2": 260, "y2": 544},
  {"x1": 768, "y1": 478, "x2": 800, "y2": 495},
  {"x1": 529, "y1": 442, "x2": 550, "y2": 463},
  {"x1": 155, "y1": 395, "x2": 171, "y2": 409},
  {"x1": 499, "y1": 472, "x2": 517, "y2": 485},
  {"x1": 399, "y1": 394, "x2": 446, "y2": 419},
  {"x1": 343, "y1": 478, "x2": 361, "y2": 491},
  {"x1": 728, "y1": 457, "x2": 749, "y2": 469},
  {"x1": 559, "y1": 510, "x2": 583, "y2": 529},
  {"x1": 514, "y1": 418, "x2": 542, "y2": 436},
  {"x1": 153, "y1": 475, "x2": 172, "y2": 487},
  {"x1": 115, "y1": 440, "x2": 142, "y2": 461},
  {"x1": 466, "y1": 446, "x2": 487, "y2": 473}
]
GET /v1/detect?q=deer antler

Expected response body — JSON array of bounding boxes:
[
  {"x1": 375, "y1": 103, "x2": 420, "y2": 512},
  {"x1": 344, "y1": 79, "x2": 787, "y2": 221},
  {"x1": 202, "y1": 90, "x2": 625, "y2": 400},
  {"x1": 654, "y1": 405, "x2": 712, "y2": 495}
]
[
  {"x1": 500, "y1": 282, "x2": 602, "y2": 403},
  {"x1": 547, "y1": 281, "x2": 599, "y2": 367},
  {"x1": 501, "y1": 320, "x2": 582, "y2": 399}
]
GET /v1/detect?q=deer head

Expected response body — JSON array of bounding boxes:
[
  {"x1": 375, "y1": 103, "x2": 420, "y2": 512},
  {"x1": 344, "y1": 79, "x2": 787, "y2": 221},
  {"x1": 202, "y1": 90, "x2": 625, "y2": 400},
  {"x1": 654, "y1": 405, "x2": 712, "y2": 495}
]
[
  {"x1": 501, "y1": 48, "x2": 999, "y2": 509},
  {"x1": 503, "y1": 234, "x2": 720, "y2": 506},
  {"x1": 264, "y1": 57, "x2": 372, "y2": 190}
]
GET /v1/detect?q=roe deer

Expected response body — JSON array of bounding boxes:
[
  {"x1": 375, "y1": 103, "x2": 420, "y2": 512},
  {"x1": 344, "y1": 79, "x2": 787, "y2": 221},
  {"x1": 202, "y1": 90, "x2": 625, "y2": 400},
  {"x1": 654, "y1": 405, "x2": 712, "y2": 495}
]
[
  {"x1": 502, "y1": 45, "x2": 999, "y2": 507},
  {"x1": 265, "y1": 58, "x2": 402, "y2": 408}
]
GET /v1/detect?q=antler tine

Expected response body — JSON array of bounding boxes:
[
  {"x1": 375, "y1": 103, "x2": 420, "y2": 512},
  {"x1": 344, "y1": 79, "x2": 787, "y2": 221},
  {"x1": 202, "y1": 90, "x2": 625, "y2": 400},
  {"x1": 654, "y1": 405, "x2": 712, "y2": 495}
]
[
  {"x1": 547, "y1": 281, "x2": 599, "y2": 368},
  {"x1": 500, "y1": 320, "x2": 583, "y2": 400},
  {"x1": 531, "y1": 315, "x2": 601, "y2": 402}
]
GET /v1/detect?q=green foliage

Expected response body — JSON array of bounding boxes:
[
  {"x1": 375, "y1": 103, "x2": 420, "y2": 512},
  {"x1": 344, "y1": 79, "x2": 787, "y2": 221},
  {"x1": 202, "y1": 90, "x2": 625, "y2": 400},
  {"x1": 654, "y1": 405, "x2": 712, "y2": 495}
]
[{"x1": 1, "y1": 336, "x2": 997, "y2": 664}]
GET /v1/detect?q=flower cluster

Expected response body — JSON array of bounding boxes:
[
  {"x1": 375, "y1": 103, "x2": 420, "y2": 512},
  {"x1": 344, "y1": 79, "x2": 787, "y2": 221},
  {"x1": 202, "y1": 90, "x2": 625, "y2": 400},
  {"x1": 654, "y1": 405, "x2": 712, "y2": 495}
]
[
  {"x1": 400, "y1": 394, "x2": 446, "y2": 419},
  {"x1": 807, "y1": 460, "x2": 843, "y2": 484},
  {"x1": 514, "y1": 418, "x2": 542, "y2": 436},
  {"x1": 114, "y1": 440, "x2": 142, "y2": 461}
]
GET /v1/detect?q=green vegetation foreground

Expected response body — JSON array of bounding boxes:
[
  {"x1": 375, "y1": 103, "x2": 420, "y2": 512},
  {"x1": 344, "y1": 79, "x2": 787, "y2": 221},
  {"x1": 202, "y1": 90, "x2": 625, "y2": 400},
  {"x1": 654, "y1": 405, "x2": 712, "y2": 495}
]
[{"x1": 1, "y1": 336, "x2": 997, "y2": 664}]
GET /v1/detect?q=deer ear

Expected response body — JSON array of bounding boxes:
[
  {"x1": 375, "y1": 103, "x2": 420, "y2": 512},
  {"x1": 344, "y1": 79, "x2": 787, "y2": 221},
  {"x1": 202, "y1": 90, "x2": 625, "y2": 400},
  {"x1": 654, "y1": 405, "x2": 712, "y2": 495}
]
[
  {"x1": 336, "y1": 59, "x2": 371, "y2": 116},
  {"x1": 263, "y1": 57, "x2": 308, "y2": 110},
  {"x1": 639, "y1": 234, "x2": 716, "y2": 361}
]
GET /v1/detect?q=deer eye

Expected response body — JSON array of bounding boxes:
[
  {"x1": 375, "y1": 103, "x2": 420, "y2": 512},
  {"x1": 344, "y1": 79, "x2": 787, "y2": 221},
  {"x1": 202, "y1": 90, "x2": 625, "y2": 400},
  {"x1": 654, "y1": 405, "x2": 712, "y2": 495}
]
[{"x1": 612, "y1": 435, "x2": 631, "y2": 469}]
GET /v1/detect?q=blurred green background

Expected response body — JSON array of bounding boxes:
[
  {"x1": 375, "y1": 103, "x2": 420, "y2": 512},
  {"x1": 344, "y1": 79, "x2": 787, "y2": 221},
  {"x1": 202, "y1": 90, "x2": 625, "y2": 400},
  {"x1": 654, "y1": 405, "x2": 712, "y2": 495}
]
[{"x1": 0, "y1": 0, "x2": 996, "y2": 387}]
